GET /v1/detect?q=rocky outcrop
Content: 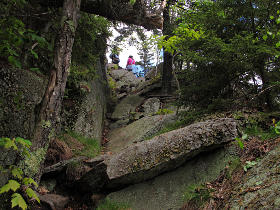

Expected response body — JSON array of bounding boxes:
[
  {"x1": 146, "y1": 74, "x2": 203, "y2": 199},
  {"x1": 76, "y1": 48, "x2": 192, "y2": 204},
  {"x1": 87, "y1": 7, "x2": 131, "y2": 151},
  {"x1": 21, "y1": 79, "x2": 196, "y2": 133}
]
[
  {"x1": 111, "y1": 95, "x2": 144, "y2": 120},
  {"x1": 107, "y1": 69, "x2": 144, "y2": 98},
  {"x1": 72, "y1": 60, "x2": 108, "y2": 141},
  {"x1": 107, "y1": 144, "x2": 239, "y2": 210},
  {"x1": 227, "y1": 143, "x2": 280, "y2": 209},
  {"x1": 76, "y1": 118, "x2": 237, "y2": 193},
  {"x1": 142, "y1": 98, "x2": 161, "y2": 116},
  {"x1": 106, "y1": 114, "x2": 177, "y2": 153},
  {"x1": 0, "y1": 66, "x2": 47, "y2": 139}
]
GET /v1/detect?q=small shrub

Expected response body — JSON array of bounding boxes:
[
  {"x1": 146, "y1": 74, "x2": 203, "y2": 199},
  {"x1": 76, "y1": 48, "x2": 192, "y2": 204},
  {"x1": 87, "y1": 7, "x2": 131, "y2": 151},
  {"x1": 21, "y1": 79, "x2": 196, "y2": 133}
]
[
  {"x1": 245, "y1": 125, "x2": 278, "y2": 140},
  {"x1": 183, "y1": 184, "x2": 213, "y2": 208},
  {"x1": 243, "y1": 160, "x2": 257, "y2": 172},
  {"x1": 155, "y1": 108, "x2": 174, "y2": 115}
]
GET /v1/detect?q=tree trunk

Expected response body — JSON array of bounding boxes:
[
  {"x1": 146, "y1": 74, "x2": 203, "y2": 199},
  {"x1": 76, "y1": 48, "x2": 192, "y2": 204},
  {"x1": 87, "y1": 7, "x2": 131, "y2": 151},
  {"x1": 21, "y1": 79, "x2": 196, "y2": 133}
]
[
  {"x1": 31, "y1": 0, "x2": 81, "y2": 179},
  {"x1": 162, "y1": 1, "x2": 173, "y2": 95}
]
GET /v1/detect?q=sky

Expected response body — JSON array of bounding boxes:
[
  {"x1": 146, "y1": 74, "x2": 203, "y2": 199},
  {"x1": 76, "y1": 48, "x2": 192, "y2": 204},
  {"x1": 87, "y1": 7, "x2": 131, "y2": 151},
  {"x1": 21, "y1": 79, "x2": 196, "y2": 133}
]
[
  {"x1": 106, "y1": 27, "x2": 160, "y2": 69},
  {"x1": 106, "y1": 28, "x2": 140, "y2": 68}
]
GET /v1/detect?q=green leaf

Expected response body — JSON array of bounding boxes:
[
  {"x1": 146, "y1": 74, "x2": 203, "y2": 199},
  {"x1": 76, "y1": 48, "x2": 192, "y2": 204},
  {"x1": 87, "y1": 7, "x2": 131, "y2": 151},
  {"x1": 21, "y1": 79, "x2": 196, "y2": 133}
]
[
  {"x1": 235, "y1": 137, "x2": 244, "y2": 149},
  {"x1": 11, "y1": 193, "x2": 27, "y2": 210},
  {"x1": 262, "y1": 35, "x2": 268, "y2": 41},
  {"x1": 30, "y1": 49, "x2": 38, "y2": 59},
  {"x1": 22, "y1": 178, "x2": 38, "y2": 188},
  {"x1": 0, "y1": 180, "x2": 20, "y2": 193},
  {"x1": 3, "y1": 138, "x2": 18, "y2": 150},
  {"x1": 11, "y1": 167, "x2": 23, "y2": 180},
  {"x1": 26, "y1": 188, "x2": 40, "y2": 203},
  {"x1": 8, "y1": 56, "x2": 22, "y2": 68},
  {"x1": 270, "y1": 16, "x2": 274, "y2": 20},
  {"x1": 15, "y1": 137, "x2": 32, "y2": 148},
  {"x1": 129, "y1": 0, "x2": 136, "y2": 5},
  {"x1": 276, "y1": 41, "x2": 280, "y2": 48}
]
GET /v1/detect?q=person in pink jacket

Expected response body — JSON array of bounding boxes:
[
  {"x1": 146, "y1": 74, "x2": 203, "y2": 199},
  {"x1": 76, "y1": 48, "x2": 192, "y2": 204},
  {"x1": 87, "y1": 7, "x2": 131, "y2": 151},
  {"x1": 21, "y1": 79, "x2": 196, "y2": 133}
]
[{"x1": 126, "y1": 55, "x2": 135, "y2": 71}]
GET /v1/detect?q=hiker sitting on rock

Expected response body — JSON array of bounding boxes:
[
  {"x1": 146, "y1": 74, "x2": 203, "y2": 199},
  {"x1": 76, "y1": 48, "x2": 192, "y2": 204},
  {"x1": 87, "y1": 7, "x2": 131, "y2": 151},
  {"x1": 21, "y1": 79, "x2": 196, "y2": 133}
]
[
  {"x1": 126, "y1": 55, "x2": 135, "y2": 71},
  {"x1": 110, "y1": 53, "x2": 120, "y2": 65}
]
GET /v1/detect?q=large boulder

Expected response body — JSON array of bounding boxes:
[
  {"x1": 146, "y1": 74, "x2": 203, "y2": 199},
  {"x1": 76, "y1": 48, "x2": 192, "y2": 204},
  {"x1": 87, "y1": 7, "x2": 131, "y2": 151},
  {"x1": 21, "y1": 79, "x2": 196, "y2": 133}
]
[
  {"x1": 64, "y1": 59, "x2": 108, "y2": 142},
  {"x1": 111, "y1": 95, "x2": 144, "y2": 120},
  {"x1": 108, "y1": 69, "x2": 144, "y2": 96},
  {"x1": 106, "y1": 114, "x2": 177, "y2": 153},
  {"x1": 142, "y1": 98, "x2": 161, "y2": 116},
  {"x1": 0, "y1": 66, "x2": 47, "y2": 139},
  {"x1": 107, "y1": 144, "x2": 239, "y2": 210},
  {"x1": 76, "y1": 118, "x2": 237, "y2": 193}
]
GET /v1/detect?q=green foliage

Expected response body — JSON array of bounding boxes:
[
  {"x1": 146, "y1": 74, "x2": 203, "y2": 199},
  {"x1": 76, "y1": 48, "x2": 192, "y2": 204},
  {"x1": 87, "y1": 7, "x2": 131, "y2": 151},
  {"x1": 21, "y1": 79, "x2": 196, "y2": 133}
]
[
  {"x1": 11, "y1": 193, "x2": 27, "y2": 210},
  {"x1": 0, "y1": 137, "x2": 40, "y2": 210},
  {"x1": 129, "y1": 0, "x2": 136, "y2": 5},
  {"x1": 66, "y1": 13, "x2": 110, "y2": 98},
  {"x1": 234, "y1": 134, "x2": 248, "y2": 150},
  {"x1": 245, "y1": 125, "x2": 278, "y2": 140},
  {"x1": 108, "y1": 76, "x2": 117, "y2": 90},
  {"x1": 273, "y1": 119, "x2": 280, "y2": 134},
  {"x1": 96, "y1": 199, "x2": 130, "y2": 210},
  {"x1": 0, "y1": 180, "x2": 20, "y2": 193},
  {"x1": 159, "y1": 0, "x2": 280, "y2": 110},
  {"x1": 63, "y1": 131, "x2": 101, "y2": 158},
  {"x1": 243, "y1": 161, "x2": 257, "y2": 172},
  {"x1": 155, "y1": 108, "x2": 174, "y2": 115},
  {"x1": 0, "y1": 0, "x2": 52, "y2": 72},
  {"x1": 183, "y1": 184, "x2": 213, "y2": 208}
]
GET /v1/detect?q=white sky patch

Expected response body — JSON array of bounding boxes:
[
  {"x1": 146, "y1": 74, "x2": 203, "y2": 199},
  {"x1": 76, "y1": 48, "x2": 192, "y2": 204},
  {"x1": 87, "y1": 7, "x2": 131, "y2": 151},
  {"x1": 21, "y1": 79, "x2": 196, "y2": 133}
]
[
  {"x1": 106, "y1": 27, "x2": 158, "y2": 69},
  {"x1": 106, "y1": 28, "x2": 140, "y2": 68}
]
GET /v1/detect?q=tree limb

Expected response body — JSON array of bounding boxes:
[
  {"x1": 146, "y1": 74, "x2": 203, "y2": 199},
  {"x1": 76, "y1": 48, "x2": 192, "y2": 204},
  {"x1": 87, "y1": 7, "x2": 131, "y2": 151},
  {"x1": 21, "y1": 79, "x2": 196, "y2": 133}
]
[{"x1": 39, "y1": 0, "x2": 163, "y2": 29}]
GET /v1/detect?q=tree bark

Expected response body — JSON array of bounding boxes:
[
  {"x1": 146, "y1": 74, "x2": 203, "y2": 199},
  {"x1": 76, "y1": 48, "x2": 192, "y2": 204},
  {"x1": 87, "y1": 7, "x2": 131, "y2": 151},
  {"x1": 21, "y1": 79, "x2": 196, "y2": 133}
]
[
  {"x1": 32, "y1": 0, "x2": 81, "y2": 159},
  {"x1": 39, "y1": 0, "x2": 163, "y2": 29},
  {"x1": 161, "y1": 0, "x2": 173, "y2": 94}
]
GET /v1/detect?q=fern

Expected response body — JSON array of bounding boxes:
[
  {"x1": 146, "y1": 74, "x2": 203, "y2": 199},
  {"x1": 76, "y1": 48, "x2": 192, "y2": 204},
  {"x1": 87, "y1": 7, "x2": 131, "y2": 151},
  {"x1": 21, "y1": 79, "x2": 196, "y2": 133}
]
[
  {"x1": 11, "y1": 193, "x2": 27, "y2": 210},
  {"x1": 0, "y1": 180, "x2": 20, "y2": 193},
  {"x1": 0, "y1": 137, "x2": 40, "y2": 209}
]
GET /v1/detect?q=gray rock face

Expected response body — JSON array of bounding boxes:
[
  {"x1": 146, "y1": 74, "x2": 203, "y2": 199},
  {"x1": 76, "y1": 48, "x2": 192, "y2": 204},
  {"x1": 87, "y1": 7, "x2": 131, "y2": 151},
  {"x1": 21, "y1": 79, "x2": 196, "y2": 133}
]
[
  {"x1": 228, "y1": 144, "x2": 280, "y2": 209},
  {"x1": 142, "y1": 98, "x2": 161, "y2": 116},
  {"x1": 77, "y1": 118, "x2": 237, "y2": 193},
  {"x1": 106, "y1": 114, "x2": 177, "y2": 153},
  {"x1": 110, "y1": 69, "x2": 142, "y2": 88},
  {"x1": 108, "y1": 69, "x2": 144, "y2": 98},
  {"x1": 69, "y1": 59, "x2": 108, "y2": 142},
  {"x1": 0, "y1": 67, "x2": 47, "y2": 139},
  {"x1": 111, "y1": 95, "x2": 144, "y2": 120},
  {"x1": 107, "y1": 145, "x2": 238, "y2": 210}
]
